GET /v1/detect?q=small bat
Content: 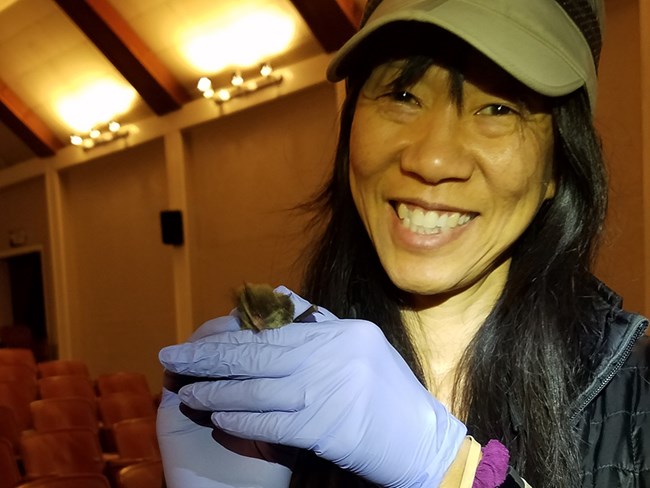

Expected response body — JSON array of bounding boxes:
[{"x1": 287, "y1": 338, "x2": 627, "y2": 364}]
[
  {"x1": 235, "y1": 283, "x2": 318, "y2": 331},
  {"x1": 236, "y1": 283, "x2": 295, "y2": 331},
  {"x1": 164, "y1": 284, "x2": 316, "y2": 393}
]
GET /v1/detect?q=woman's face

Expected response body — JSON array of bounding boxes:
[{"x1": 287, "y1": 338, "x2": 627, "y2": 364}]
[{"x1": 349, "y1": 56, "x2": 555, "y2": 298}]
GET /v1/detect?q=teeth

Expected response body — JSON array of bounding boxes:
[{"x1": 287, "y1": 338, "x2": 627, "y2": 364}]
[
  {"x1": 395, "y1": 203, "x2": 472, "y2": 235},
  {"x1": 423, "y1": 211, "x2": 439, "y2": 228},
  {"x1": 411, "y1": 208, "x2": 425, "y2": 226}
]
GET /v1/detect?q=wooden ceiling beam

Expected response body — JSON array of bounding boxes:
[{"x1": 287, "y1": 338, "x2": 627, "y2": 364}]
[
  {"x1": 0, "y1": 80, "x2": 63, "y2": 158},
  {"x1": 289, "y1": 0, "x2": 362, "y2": 52},
  {"x1": 54, "y1": 0, "x2": 190, "y2": 116}
]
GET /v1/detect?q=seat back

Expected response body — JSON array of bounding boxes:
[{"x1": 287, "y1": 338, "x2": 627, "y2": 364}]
[
  {"x1": 113, "y1": 416, "x2": 160, "y2": 460},
  {"x1": 38, "y1": 375, "x2": 96, "y2": 400},
  {"x1": 20, "y1": 428, "x2": 105, "y2": 478},
  {"x1": 15, "y1": 473, "x2": 112, "y2": 488},
  {"x1": 0, "y1": 366, "x2": 38, "y2": 402},
  {"x1": 0, "y1": 363, "x2": 37, "y2": 383},
  {"x1": 0, "y1": 380, "x2": 36, "y2": 431},
  {"x1": 117, "y1": 459, "x2": 164, "y2": 488},
  {"x1": 0, "y1": 404, "x2": 20, "y2": 454},
  {"x1": 37, "y1": 359, "x2": 90, "y2": 378},
  {"x1": 30, "y1": 397, "x2": 99, "y2": 433},
  {"x1": 0, "y1": 436, "x2": 21, "y2": 488},
  {"x1": 0, "y1": 347, "x2": 36, "y2": 368},
  {"x1": 98, "y1": 393, "x2": 155, "y2": 429},
  {"x1": 96, "y1": 372, "x2": 151, "y2": 396}
]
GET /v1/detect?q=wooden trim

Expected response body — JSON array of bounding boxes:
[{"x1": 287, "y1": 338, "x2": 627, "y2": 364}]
[
  {"x1": 45, "y1": 169, "x2": 72, "y2": 358},
  {"x1": 289, "y1": 0, "x2": 360, "y2": 52},
  {"x1": 164, "y1": 131, "x2": 195, "y2": 341},
  {"x1": 0, "y1": 80, "x2": 63, "y2": 157}
]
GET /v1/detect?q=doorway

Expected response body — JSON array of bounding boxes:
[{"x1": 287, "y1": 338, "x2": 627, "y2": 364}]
[{"x1": 0, "y1": 248, "x2": 49, "y2": 360}]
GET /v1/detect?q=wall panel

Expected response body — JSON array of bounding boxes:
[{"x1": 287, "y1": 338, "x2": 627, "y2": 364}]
[
  {"x1": 594, "y1": 0, "x2": 645, "y2": 314},
  {"x1": 187, "y1": 82, "x2": 339, "y2": 324},
  {"x1": 60, "y1": 139, "x2": 174, "y2": 390}
]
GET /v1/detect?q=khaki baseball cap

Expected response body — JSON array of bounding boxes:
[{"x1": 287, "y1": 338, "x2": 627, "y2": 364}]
[{"x1": 327, "y1": 0, "x2": 602, "y2": 108}]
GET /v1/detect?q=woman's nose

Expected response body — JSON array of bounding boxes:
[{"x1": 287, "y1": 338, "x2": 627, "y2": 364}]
[{"x1": 398, "y1": 113, "x2": 474, "y2": 184}]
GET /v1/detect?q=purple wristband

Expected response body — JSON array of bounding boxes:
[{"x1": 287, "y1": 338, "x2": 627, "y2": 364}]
[{"x1": 472, "y1": 440, "x2": 509, "y2": 488}]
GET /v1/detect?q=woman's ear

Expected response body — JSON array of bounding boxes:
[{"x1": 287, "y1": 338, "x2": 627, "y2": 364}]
[{"x1": 544, "y1": 178, "x2": 557, "y2": 200}]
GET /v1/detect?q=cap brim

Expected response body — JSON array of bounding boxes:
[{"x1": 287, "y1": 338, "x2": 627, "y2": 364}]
[{"x1": 327, "y1": 0, "x2": 596, "y2": 105}]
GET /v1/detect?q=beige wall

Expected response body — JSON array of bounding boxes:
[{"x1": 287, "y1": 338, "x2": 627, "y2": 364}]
[
  {"x1": 0, "y1": 177, "x2": 48, "y2": 255},
  {"x1": 594, "y1": 0, "x2": 646, "y2": 315},
  {"x1": 187, "y1": 82, "x2": 339, "y2": 322},
  {"x1": 641, "y1": 0, "x2": 650, "y2": 316},
  {"x1": 60, "y1": 140, "x2": 175, "y2": 389}
]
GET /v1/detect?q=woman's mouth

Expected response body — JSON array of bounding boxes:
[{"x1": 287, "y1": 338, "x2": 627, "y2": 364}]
[{"x1": 395, "y1": 202, "x2": 475, "y2": 235}]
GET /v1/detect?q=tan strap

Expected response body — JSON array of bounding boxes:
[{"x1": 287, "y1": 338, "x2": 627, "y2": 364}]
[{"x1": 459, "y1": 436, "x2": 482, "y2": 488}]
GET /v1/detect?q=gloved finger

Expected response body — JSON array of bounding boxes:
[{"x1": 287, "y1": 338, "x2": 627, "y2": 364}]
[
  {"x1": 274, "y1": 286, "x2": 338, "y2": 322},
  {"x1": 210, "y1": 411, "x2": 313, "y2": 450},
  {"x1": 188, "y1": 314, "x2": 242, "y2": 342},
  {"x1": 190, "y1": 321, "x2": 327, "y2": 347},
  {"x1": 160, "y1": 341, "x2": 302, "y2": 378},
  {"x1": 178, "y1": 378, "x2": 306, "y2": 412}
]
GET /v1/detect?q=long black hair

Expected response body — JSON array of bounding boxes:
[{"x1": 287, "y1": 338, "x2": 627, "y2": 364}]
[{"x1": 295, "y1": 25, "x2": 608, "y2": 488}]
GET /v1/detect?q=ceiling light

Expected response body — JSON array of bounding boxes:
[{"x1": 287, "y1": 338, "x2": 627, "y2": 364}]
[
  {"x1": 216, "y1": 89, "x2": 232, "y2": 102},
  {"x1": 70, "y1": 135, "x2": 83, "y2": 146},
  {"x1": 260, "y1": 63, "x2": 273, "y2": 77},
  {"x1": 70, "y1": 121, "x2": 131, "y2": 150},
  {"x1": 197, "y1": 64, "x2": 283, "y2": 105},
  {"x1": 197, "y1": 77, "x2": 213, "y2": 92},
  {"x1": 231, "y1": 72, "x2": 244, "y2": 87}
]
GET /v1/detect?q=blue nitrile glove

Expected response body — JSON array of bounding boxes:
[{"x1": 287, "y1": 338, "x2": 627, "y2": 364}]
[
  {"x1": 157, "y1": 286, "x2": 329, "y2": 488},
  {"x1": 157, "y1": 387, "x2": 293, "y2": 487},
  {"x1": 159, "y1": 289, "x2": 467, "y2": 488}
]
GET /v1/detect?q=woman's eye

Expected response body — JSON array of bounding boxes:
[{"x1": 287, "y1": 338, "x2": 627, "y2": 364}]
[
  {"x1": 476, "y1": 104, "x2": 518, "y2": 116},
  {"x1": 382, "y1": 90, "x2": 420, "y2": 105}
]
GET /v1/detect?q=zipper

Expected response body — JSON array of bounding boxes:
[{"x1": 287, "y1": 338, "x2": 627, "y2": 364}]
[{"x1": 569, "y1": 316, "x2": 648, "y2": 424}]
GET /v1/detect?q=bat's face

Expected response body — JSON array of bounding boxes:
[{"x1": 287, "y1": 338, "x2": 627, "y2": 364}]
[{"x1": 236, "y1": 284, "x2": 295, "y2": 331}]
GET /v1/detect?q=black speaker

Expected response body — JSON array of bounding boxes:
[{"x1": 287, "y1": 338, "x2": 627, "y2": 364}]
[{"x1": 160, "y1": 210, "x2": 184, "y2": 245}]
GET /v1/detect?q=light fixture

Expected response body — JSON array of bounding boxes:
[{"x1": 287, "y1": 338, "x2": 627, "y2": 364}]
[
  {"x1": 197, "y1": 63, "x2": 283, "y2": 104},
  {"x1": 260, "y1": 63, "x2": 273, "y2": 77},
  {"x1": 108, "y1": 121, "x2": 121, "y2": 133},
  {"x1": 230, "y1": 71, "x2": 244, "y2": 87},
  {"x1": 70, "y1": 121, "x2": 131, "y2": 150}
]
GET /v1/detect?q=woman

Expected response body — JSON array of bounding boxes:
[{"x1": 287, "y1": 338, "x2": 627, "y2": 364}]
[{"x1": 157, "y1": 0, "x2": 650, "y2": 486}]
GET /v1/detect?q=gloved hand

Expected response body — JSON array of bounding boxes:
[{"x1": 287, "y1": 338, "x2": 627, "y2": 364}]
[
  {"x1": 157, "y1": 286, "x2": 327, "y2": 488},
  {"x1": 157, "y1": 387, "x2": 293, "y2": 487},
  {"x1": 159, "y1": 288, "x2": 467, "y2": 488}
]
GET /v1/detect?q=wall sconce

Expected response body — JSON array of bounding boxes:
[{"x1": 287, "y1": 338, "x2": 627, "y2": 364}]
[
  {"x1": 70, "y1": 121, "x2": 131, "y2": 149},
  {"x1": 197, "y1": 63, "x2": 283, "y2": 103}
]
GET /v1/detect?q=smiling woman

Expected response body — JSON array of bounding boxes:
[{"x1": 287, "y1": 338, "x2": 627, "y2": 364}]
[
  {"x1": 157, "y1": 1, "x2": 650, "y2": 487},
  {"x1": 349, "y1": 49, "x2": 556, "y2": 300}
]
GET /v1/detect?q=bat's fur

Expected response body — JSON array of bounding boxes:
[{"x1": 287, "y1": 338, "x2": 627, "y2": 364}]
[{"x1": 236, "y1": 283, "x2": 295, "y2": 331}]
